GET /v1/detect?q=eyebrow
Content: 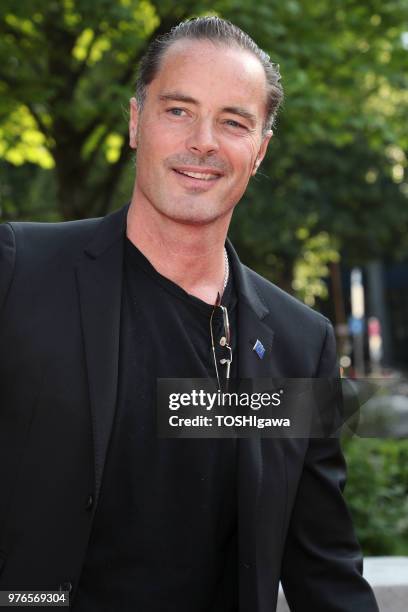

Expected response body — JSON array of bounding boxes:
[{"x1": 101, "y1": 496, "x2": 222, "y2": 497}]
[
  {"x1": 158, "y1": 91, "x2": 257, "y2": 127},
  {"x1": 159, "y1": 92, "x2": 197, "y2": 105}
]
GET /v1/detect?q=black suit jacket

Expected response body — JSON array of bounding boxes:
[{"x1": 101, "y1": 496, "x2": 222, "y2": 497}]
[{"x1": 0, "y1": 204, "x2": 378, "y2": 611}]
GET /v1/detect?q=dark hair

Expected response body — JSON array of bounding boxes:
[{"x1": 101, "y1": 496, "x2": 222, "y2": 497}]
[{"x1": 135, "y1": 16, "x2": 283, "y2": 134}]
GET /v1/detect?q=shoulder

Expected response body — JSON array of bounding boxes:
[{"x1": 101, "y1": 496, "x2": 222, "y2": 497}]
[
  {"x1": 0, "y1": 205, "x2": 127, "y2": 312},
  {"x1": 5, "y1": 215, "x2": 103, "y2": 261},
  {"x1": 0, "y1": 216, "x2": 103, "y2": 312},
  {"x1": 0, "y1": 203, "x2": 128, "y2": 266},
  {"x1": 243, "y1": 263, "x2": 330, "y2": 330}
]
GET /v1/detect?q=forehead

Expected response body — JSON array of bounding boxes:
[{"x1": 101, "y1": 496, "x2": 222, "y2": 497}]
[{"x1": 150, "y1": 39, "x2": 268, "y2": 119}]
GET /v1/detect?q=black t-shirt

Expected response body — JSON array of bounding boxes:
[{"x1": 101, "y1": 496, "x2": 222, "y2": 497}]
[{"x1": 74, "y1": 239, "x2": 239, "y2": 611}]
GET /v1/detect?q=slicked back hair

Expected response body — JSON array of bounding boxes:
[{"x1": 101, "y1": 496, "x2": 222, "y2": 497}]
[{"x1": 135, "y1": 16, "x2": 283, "y2": 135}]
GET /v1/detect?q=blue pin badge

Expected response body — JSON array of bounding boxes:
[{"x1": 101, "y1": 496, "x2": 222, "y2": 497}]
[{"x1": 253, "y1": 339, "x2": 265, "y2": 360}]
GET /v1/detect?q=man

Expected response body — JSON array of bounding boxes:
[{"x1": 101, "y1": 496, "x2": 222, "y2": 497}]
[{"x1": 0, "y1": 16, "x2": 378, "y2": 612}]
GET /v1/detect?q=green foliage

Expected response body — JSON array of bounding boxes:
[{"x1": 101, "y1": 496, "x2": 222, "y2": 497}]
[
  {"x1": 0, "y1": 0, "x2": 407, "y2": 297},
  {"x1": 342, "y1": 437, "x2": 408, "y2": 555}
]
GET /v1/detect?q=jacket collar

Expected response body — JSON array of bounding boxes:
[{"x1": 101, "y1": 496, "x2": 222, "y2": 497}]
[
  {"x1": 83, "y1": 203, "x2": 129, "y2": 259},
  {"x1": 85, "y1": 203, "x2": 271, "y2": 321},
  {"x1": 226, "y1": 238, "x2": 269, "y2": 320},
  {"x1": 225, "y1": 238, "x2": 276, "y2": 379}
]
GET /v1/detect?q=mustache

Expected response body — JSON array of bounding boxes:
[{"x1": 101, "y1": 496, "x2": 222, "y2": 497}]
[{"x1": 165, "y1": 154, "x2": 229, "y2": 173}]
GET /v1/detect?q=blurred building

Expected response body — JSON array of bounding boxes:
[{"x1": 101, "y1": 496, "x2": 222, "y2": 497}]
[{"x1": 320, "y1": 260, "x2": 408, "y2": 373}]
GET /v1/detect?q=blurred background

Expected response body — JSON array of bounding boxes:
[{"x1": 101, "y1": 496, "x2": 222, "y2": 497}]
[{"x1": 0, "y1": 0, "x2": 407, "y2": 557}]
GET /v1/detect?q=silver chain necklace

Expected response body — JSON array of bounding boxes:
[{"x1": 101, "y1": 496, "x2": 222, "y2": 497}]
[{"x1": 222, "y1": 247, "x2": 229, "y2": 293}]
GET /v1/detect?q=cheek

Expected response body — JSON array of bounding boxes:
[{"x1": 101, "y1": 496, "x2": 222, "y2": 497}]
[
  {"x1": 229, "y1": 141, "x2": 259, "y2": 174},
  {"x1": 229, "y1": 131, "x2": 259, "y2": 156},
  {"x1": 145, "y1": 128, "x2": 186, "y2": 164}
]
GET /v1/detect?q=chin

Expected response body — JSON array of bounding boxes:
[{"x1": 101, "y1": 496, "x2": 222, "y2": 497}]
[
  {"x1": 158, "y1": 200, "x2": 231, "y2": 226},
  {"x1": 163, "y1": 210, "x2": 221, "y2": 226}
]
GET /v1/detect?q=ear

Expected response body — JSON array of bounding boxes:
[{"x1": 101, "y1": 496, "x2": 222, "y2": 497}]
[
  {"x1": 251, "y1": 129, "x2": 273, "y2": 175},
  {"x1": 129, "y1": 97, "x2": 139, "y2": 149}
]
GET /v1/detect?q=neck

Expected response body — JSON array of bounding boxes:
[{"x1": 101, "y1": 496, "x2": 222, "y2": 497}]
[{"x1": 126, "y1": 198, "x2": 232, "y2": 305}]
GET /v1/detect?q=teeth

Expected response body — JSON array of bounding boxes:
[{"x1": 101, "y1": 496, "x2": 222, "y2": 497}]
[{"x1": 177, "y1": 170, "x2": 218, "y2": 180}]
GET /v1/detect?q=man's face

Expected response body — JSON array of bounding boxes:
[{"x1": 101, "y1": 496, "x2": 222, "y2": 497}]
[{"x1": 129, "y1": 39, "x2": 272, "y2": 225}]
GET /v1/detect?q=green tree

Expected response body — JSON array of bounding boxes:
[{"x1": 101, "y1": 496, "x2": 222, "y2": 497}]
[{"x1": 1, "y1": 0, "x2": 407, "y2": 299}]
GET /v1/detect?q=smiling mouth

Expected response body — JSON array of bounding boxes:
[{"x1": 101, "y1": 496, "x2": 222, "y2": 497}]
[{"x1": 173, "y1": 169, "x2": 221, "y2": 181}]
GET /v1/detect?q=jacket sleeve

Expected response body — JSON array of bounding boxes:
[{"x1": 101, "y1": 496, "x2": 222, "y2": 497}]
[
  {"x1": 0, "y1": 223, "x2": 16, "y2": 314},
  {"x1": 280, "y1": 321, "x2": 379, "y2": 611}
]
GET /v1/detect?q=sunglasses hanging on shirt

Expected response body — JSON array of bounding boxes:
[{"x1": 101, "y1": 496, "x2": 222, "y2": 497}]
[{"x1": 210, "y1": 292, "x2": 232, "y2": 391}]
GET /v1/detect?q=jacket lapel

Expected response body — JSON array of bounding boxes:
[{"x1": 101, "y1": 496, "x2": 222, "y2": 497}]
[
  {"x1": 75, "y1": 205, "x2": 128, "y2": 504},
  {"x1": 227, "y1": 241, "x2": 287, "y2": 611}
]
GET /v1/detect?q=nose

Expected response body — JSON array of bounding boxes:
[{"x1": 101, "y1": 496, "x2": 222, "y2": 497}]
[{"x1": 185, "y1": 117, "x2": 219, "y2": 156}]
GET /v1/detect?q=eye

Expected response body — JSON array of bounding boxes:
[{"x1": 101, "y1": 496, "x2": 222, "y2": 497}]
[
  {"x1": 167, "y1": 107, "x2": 186, "y2": 117},
  {"x1": 224, "y1": 119, "x2": 247, "y2": 129}
]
